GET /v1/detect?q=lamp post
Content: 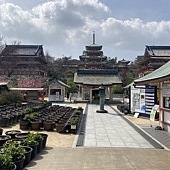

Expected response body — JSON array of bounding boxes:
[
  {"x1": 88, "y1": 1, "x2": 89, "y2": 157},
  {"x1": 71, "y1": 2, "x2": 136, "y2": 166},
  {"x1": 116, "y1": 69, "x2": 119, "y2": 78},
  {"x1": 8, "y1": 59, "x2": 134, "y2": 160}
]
[{"x1": 96, "y1": 84, "x2": 108, "y2": 113}]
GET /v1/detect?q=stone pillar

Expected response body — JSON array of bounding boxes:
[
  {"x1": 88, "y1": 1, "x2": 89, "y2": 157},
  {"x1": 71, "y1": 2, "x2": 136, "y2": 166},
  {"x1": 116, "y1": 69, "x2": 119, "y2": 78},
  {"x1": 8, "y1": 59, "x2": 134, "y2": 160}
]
[
  {"x1": 82, "y1": 87, "x2": 85, "y2": 100},
  {"x1": 109, "y1": 86, "x2": 113, "y2": 100}
]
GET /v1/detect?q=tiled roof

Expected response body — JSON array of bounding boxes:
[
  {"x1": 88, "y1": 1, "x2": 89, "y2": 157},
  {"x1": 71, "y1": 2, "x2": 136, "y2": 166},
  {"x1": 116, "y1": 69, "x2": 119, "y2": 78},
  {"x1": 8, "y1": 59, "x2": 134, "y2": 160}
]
[
  {"x1": 134, "y1": 61, "x2": 170, "y2": 84},
  {"x1": 146, "y1": 45, "x2": 170, "y2": 56},
  {"x1": 48, "y1": 76, "x2": 70, "y2": 88},
  {"x1": 1, "y1": 45, "x2": 43, "y2": 57},
  {"x1": 77, "y1": 69, "x2": 118, "y2": 75},
  {"x1": 74, "y1": 72, "x2": 122, "y2": 86}
]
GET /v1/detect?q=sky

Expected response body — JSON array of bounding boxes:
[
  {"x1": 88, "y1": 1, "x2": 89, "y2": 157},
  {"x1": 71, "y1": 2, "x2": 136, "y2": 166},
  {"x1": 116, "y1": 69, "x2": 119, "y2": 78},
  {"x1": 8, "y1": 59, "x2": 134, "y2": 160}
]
[{"x1": 1, "y1": 0, "x2": 170, "y2": 61}]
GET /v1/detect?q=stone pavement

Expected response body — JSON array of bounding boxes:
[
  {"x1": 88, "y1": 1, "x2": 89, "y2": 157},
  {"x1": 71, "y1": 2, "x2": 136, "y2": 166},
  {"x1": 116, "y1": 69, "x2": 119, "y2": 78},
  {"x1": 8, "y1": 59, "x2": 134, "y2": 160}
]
[
  {"x1": 84, "y1": 104, "x2": 154, "y2": 148},
  {"x1": 23, "y1": 103, "x2": 170, "y2": 170}
]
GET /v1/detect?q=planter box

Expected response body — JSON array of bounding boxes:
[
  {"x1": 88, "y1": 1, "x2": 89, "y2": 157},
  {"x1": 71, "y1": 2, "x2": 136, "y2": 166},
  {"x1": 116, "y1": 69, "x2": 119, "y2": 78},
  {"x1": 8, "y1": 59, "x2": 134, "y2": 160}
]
[
  {"x1": 30, "y1": 121, "x2": 41, "y2": 130},
  {"x1": 0, "y1": 117, "x2": 10, "y2": 127},
  {"x1": 55, "y1": 123, "x2": 66, "y2": 133}
]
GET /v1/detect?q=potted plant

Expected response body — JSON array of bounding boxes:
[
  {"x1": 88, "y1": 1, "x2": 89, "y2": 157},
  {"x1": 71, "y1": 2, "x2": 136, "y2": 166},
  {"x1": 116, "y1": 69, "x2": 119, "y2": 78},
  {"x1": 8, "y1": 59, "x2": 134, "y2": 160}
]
[
  {"x1": 3, "y1": 141, "x2": 26, "y2": 170},
  {"x1": 26, "y1": 133, "x2": 43, "y2": 153},
  {"x1": 29, "y1": 112, "x2": 41, "y2": 130},
  {"x1": 0, "y1": 153, "x2": 16, "y2": 170},
  {"x1": 73, "y1": 109, "x2": 82, "y2": 116},
  {"x1": 68, "y1": 117, "x2": 79, "y2": 134},
  {"x1": 22, "y1": 133, "x2": 38, "y2": 160},
  {"x1": 19, "y1": 113, "x2": 35, "y2": 130}
]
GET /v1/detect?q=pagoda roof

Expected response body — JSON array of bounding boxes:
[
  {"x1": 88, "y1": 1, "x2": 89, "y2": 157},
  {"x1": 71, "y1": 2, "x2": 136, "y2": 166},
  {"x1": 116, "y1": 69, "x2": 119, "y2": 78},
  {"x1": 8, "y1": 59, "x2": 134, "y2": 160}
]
[
  {"x1": 86, "y1": 44, "x2": 102, "y2": 50},
  {"x1": 79, "y1": 55, "x2": 107, "y2": 59}
]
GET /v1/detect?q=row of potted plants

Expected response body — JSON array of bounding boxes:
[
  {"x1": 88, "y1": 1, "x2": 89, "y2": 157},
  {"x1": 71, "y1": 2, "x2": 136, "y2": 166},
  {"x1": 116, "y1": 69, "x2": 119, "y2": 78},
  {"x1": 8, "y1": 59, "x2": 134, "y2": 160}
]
[
  {"x1": 0, "y1": 131, "x2": 48, "y2": 170},
  {"x1": 19, "y1": 106, "x2": 83, "y2": 134},
  {"x1": 0, "y1": 101, "x2": 52, "y2": 128}
]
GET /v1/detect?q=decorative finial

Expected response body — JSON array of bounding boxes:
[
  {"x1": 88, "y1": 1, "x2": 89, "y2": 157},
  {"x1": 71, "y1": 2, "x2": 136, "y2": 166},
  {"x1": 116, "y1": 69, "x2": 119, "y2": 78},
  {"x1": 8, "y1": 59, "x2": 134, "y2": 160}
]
[{"x1": 93, "y1": 31, "x2": 95, "y2": 44}]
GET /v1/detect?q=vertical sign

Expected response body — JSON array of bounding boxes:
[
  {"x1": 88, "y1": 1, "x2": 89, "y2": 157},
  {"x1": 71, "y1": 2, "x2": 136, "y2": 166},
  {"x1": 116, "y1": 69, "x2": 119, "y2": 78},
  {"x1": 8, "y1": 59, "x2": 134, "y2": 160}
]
[{"x1": 56, "y1": 92, "x2": 59, "y2": 101}]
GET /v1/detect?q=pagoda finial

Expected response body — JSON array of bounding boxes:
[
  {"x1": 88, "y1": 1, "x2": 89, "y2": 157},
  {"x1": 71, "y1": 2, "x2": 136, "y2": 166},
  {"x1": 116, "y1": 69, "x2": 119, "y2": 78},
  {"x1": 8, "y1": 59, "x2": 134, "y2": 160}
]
[{"x1": 93, "y1": 31, "x2": 95, "y2": 44}]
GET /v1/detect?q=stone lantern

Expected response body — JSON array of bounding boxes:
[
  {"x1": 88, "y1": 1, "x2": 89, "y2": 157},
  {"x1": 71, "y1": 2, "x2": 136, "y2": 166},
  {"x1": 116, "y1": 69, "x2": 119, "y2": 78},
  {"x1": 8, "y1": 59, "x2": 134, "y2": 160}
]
[{"x1": 96, "y1": 84, "x2": 108, "y2": 113}]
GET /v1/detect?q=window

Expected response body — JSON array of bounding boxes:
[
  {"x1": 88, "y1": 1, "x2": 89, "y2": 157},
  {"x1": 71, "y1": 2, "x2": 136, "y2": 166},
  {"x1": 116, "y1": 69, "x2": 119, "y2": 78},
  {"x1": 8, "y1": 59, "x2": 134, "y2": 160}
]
[
  {"x1": 163, "y1": 97, "x2": 170, "y2": 109},
  {"x1": 50, "y1": 89, "x2": 61, "y2": 95}
]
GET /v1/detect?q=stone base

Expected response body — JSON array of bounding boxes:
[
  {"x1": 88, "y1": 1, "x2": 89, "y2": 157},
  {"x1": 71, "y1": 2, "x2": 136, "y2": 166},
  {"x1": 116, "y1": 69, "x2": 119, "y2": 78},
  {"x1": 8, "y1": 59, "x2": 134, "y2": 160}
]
[{"x1": 96, "y1": 110, "x2": 108, "y2": 113}]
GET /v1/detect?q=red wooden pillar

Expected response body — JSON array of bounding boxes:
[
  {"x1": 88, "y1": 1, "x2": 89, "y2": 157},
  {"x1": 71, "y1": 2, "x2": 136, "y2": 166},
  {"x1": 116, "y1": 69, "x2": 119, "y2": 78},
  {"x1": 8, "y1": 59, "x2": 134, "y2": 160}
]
[
  {"x1": 42, "y1": 91, "x2": 44, "y2": 101},
  {"x1": 26, "y1": 91, "x2": 28, "y2": 101}
]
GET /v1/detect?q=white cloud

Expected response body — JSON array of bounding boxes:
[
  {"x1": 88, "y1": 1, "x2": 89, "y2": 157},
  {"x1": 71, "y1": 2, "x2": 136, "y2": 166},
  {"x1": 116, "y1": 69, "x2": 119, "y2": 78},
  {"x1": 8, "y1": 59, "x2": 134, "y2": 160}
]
[{"x1": 0, "y1": 0, "x2": 170, "y2": 60}]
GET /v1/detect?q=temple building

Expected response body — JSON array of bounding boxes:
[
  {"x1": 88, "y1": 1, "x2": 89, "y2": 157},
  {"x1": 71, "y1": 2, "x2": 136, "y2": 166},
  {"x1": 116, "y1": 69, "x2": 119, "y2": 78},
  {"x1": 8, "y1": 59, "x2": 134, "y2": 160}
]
[
  {"x1": 137, "y1": 45, "x2": 170, "y2": 77},
  {"x1": 0, "y1": 45, "x2": 47, "y2": 78},
  {"x1": 74, "y1": 32, "x2": 122, "y2": 103}
]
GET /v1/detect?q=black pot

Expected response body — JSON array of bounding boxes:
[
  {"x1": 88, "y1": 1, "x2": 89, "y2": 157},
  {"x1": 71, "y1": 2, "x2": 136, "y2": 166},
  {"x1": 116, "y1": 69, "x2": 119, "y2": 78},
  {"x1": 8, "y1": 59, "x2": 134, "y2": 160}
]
[
  {"x1": 37, "y1": 138, "x2": 43, "y2": 153},
  {"x1": 6, "y1": 138, "x2": 24, "y2": 145},
  {"x1": 0, "y1": 117, "x2": 10, "y2": 127},
  {"x1": 12, "y1": 164, "x2": 17, "y2": 170},
  {"x1": 15, "y1": 133, "x2": 29, "y2": 139},
  {"x1": 28, "y1": 141, "x2": 38, "y2": 160},
  {"x1": 30, "y1": 121, "x2": 41, "y2": 130},
  {"x1": 14, "y1": 155, "x2": 25, "y2": 170},
  {"x1": 55, "y1": 123, "x2": 66, "y2": 133},
  {"x1": 5, "y1": 130, "x2": 21, "y2": 139},
  {"x1": 0, "y1": 135, "x2": 11, "y2": 146},
  {"x1": 22, "y1": 146, "x2": 33, "y2": 167},
  {"x1": 43, "y1": 122, "x2": 55, "y2": 131},
  {"x1": 19, "y1": 120, "x2": 30, "y2": 130},
  {"x1": 39, "y1": 133, "x2": 48, "y2": 149}
]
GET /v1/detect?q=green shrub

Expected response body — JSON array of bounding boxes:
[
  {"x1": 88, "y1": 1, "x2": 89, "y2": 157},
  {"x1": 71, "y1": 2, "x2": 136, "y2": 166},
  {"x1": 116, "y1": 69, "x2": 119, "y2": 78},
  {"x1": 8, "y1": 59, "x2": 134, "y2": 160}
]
[{"x1": 0, "y1": 91, "x2": 24, "y2": 105}]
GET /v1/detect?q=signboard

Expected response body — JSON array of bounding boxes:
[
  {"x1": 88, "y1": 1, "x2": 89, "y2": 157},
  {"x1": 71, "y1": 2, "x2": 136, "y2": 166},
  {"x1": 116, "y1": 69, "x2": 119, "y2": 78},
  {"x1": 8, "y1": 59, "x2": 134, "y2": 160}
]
[
  {"x1": 130, "y1": 85, "x2": 146, "y2": 114},
  {"x1": 145, "y1": 86, "x2": 157, "y2": 115}
]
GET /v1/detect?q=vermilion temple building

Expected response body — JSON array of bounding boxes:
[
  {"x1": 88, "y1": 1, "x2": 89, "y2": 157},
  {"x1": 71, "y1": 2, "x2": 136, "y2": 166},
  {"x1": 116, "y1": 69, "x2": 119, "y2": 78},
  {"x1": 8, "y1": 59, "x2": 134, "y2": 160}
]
[
  {"x1": 0, "y1": 45, "x2": 47, "y2": 78},
  {"x1": 137, "y1": 45, "x2": 170, "y2": 77}
]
